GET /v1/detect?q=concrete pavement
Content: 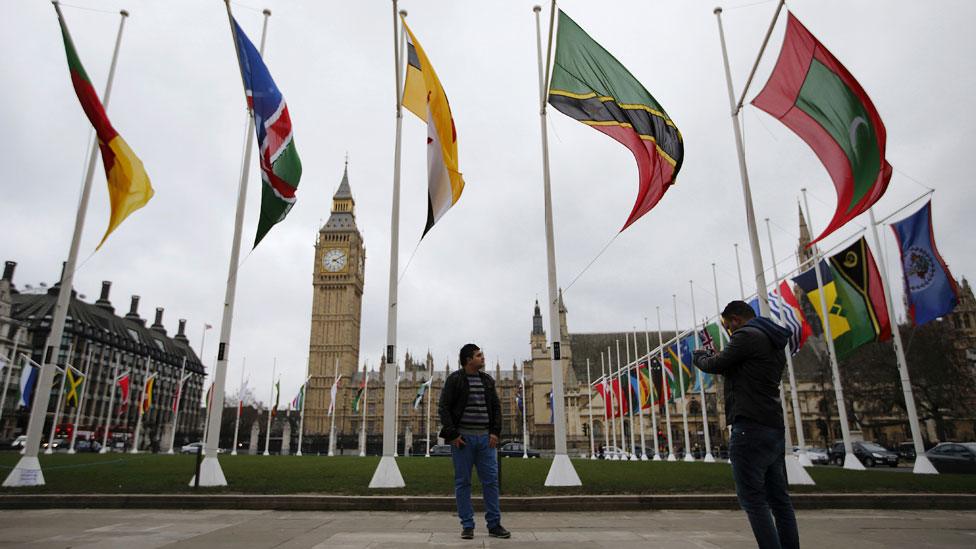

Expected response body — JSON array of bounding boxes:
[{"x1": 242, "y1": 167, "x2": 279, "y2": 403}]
[{"x1": 1, "y1": 508, "x2": 974, "y2": 548}]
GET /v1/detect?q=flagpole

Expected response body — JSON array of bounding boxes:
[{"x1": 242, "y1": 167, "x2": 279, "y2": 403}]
[
  {"x1": 231, "y1": 357, "x2": 245, "y2": 456},
  {"x1": 194, "y1": 1, "x2": 271, "y2": 486},
  {"x1": 0, "y1": 327, "x2": 23, "y2": 433},
  {"x1": 359, "y1": 365, "x2": 368, "y2": 457},
  {"x1": 298, "y1": 359, "x2": 310, "y2": 457},
  {"x1": 67, "y1": 347, "x2": 94, "y2": 454},
  {"x1": 263, "y1": 358, "x2": 276, "y2": 456},
  {"x1": 45, "y1": 343, "x2": 74, "y2": 455},
  {"x1": 710, "y1": 262, "x2": 731, "y2": 450},
  {"x1": 131, "y1": 356, "x2": 151, "y2": 454},
  {"x1": 370, "y1": 0, "x2": 406, "y2": 489},
  {"x1": 602, "y1": 352, "x2": 617, "y2": 459},
  {"x1": 673, "y1": 296, "x2": 695, "y2": 462},
  {"x1": 689, "y1": 282, "x2": 715, "y2": 463},
  {"x1": 424, "y1": 376, "x2": 431, "y2": 457},
  {"x1": 328, "y1": 358, "x2": 338, "y2": 456},
  {"x1": 585, "y1": 358, "x2": 595, "y2": 460},
  {"x1": 167, "y1": 357, "x2": 188, "y2": 454},
  {"x1": 395, "y1": 372, "x2": 401, "y2": 457},
  {"x1": 733, "y1": 244, "x2": 746, "y2": 299},
  {"x1": 202, "y1": 378, "x2": 212, "y2": 452},
  {"x1": 613, "y1": 345, "x2": 625, "y2": 459},
  {"x1": 657, "y1": 308, "x2": 675, "y2": 461},
  {"x1": 765, "y1": 219, "x2": 810, "y2": 465},
  {"x1": 99, "y1": 354, "x2": 120, "y2": 454},
  {"x1": 801, "y1": 189, "x2": 863, "y2": 470},
  {"x1": 733, "y1": 0, "x2": 787, "y2": 112},
  {"x1": 631, "y1": 331, "x2": 648, "y2": 461},
  {"x1": 520, "y1": 369, "x2": 529, "y2": 458},
  {"x1": 619, "y1": 339, "x2": 635, "y2": 460},
  {"x1": 867, "y1": 208, "x2": 937, "y2": 474},
  {"x1": 533, "y1": 3, "x2": 580, "y2": 486},
  {"x1": 643, "y1": 319, "x2": 661, "y2": 460}
]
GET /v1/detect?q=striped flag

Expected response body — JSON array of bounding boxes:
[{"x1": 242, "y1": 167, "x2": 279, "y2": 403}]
[
  {"x1": 18, "y1": 359, "x2": 39, "y2": 408},
  {"x1": 328, "y1": 375, "x2": 341, "y2": 416},
  {"x1": 141, "y1": 375, "x2": 156, "y2": 413},
  {"x1": 413, "y1": 378, "x2": 431, "y2": 410},
  {"x1": 230, "y1": 17, "x2": 302, "y2": 247},
  {"x1": 749, "y1": 281, "x2": 813, "y2": 356},
  {"x1": 401, "y1": 17, "x2": 465, "y2": 238}
]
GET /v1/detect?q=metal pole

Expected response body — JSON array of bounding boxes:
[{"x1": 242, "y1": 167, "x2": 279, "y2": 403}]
[
  {"x1": 673, "y1": 296, "x2": 694, "y2": 462},
  {"x1": 45, "y1": 343, "x2": 74, "y2": 455},
  {"x1": 130, "y1": 356, "x2": 151, "y2": 454},
  {"x1": 644, "y1": 318, "x2": 661, "y2": 460},
  {"x1": 585, "y1": 358, "x2": 596, "y2": 459},
  {"x1": 328, "y1": 358, "x2": 338, "y2": 456},
  {"x1": 0, "y1": 330, "x2": 21, "y2": 431},
  {"x1": 68, "y1": 347, "x2": 94, "y2": 453},
  {"x1": 620, "y1": 339, "x2": 636, "y2": 460},
  {"x1": 231, "y1": 357, "x2": 244, "y2": 455},
  {"x1": 167, "y1": 358, "x2": 188, "y2": 455},
  {"x1": 425, "y1": 377, "x2": 431, "y2": 457},
  {"x1": 734, "y1": 243, "x2": 746, "y2": 299},
  {"x1": 263, "y1": 358, "x2": 276, "y2": 456},
  {"x1": 733, "y1": 0, "x2": 787, "y2": 113},
  {"x1": 534, "y1": 2, "x2": 579, "y2": 486},
  {"x1": 602, "y1": 352, "x2": 617, "y2": 459},
  {"x1": 657, "y1": 308, "x2": 675, "y2": 460},
  {"x1": 867, "y1": 208, "x2": 937, "y2": 474},
  {"x1": 521, "y1": 369, "x2": 529, "y2": 458},
  {"x1": 613, "y1": 345, "x2": 625, "y2": 459},
  {"x1": 802, "y1": 189, "x2": 862, "y2": 470},
  {"x1": 298, "y1": 362, "x2": 310, "y2": 456},
  {"x1": 690, "y1": 282, "x2": 714, "y2": 462},
  {"x1": 632, "y1": 330, "x2": 648, "y2": 461},
  {"x1": 359, "y1": 366, "x2": 368, "y2": 457},
  {"x1": 99, "y1": 355, "x2": 120, "y2": 454}
]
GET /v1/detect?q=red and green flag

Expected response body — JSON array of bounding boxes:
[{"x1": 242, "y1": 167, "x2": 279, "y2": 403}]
[
  {"x1": 753, "y1": 13, "x2": 891, "y2": 246},
  {"x1": 54, "y1": 5, "x2": 154, "y2": 250},
  {"x1": 548, "y1": 10, "x2": 683, "y2": 231}
]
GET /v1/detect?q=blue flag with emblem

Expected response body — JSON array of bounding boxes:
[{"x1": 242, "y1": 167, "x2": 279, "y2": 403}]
[{"x1": 891, "y1": 201, "x2": 958, "y2": 326}]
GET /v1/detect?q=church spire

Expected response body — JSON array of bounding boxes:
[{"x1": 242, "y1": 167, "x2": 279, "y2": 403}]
[
  {"x1": 532, "y1": 299, "x2": 544, "y2": 335},
  {"x1": 324, "y1": 160, "x2": 356, "y2": 231},
  {"x1": 797, "y1": 201, "x2": 815, "y2": 270}
]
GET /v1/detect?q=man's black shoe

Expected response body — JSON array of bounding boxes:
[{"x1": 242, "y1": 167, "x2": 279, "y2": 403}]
[
  {"x1": 488, "y1": 525, "x2": 511, "y2": 539},
  {"x1": 461, "y1": 528, "x2": 474, "y2": 540}
]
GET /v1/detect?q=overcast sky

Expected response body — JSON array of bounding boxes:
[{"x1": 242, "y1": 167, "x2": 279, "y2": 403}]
[{"x1": 3, "y1": 0, "x2": 973, "y2": 404}]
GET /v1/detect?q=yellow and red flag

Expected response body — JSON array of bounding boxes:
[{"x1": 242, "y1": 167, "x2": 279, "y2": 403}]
[
  {"x1": 141, "y1": 375, "x2": 155, "y2": 413},
  {"x1": 55, "y1": 6, "x2": 153, "y2": 249}
]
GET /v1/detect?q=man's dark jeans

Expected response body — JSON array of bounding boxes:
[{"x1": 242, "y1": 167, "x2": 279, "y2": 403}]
[{"x1": 730, "y1": 418, "x2": 800, "y2": 549}]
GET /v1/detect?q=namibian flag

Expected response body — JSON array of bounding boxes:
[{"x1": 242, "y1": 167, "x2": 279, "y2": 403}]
[
  {"x1": 54, "y1": 4, "x2": 153, "y2": 250},
  {"x1": 753, "y1": 13, "x2": 891, "y2": 246},
  {"x1": 548, "y1": 10, "x2": 683, "y2": 232},
  {"x1": 230, "y1": 17, "x2": 302, "y2": 247}
]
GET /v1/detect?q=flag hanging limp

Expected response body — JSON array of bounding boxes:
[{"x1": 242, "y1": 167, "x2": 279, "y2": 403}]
[
  {"x1": 548, "y1": 10, "x2": 683, "y2": 232},
  {"x1": 18, "y1": 361, "x2": 39, "y2": 408},
  {"x1": 891, "y1": 201, "x2": 959, "y2": 326},
  {"x1": 753, "y1": 13, "x2": 891, "y2": 246},
  {"x1": 65, "y1": 367, "x2": 84, "y2": 407},
  {"x1": 54, "y1": 6, "x2": 153, "y2": 250},
  {"x1": 401, "y1": 17, "x2": 465, "y2": 238},
  {"x1": 230, "y1": 17, "x2": 302, "y2": 248}
]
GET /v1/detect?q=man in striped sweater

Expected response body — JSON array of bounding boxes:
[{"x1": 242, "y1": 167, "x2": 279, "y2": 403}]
[{"x1": 438, "y1": 343, "x2": 510, "y2": 540}]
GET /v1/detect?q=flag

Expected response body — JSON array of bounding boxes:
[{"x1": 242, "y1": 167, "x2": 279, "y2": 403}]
[
  {"x1": 272, "y1": 379, "x2": 281, "y2": 418},
  {"x1": 327, "y1": 375, "x2": 340, "y2": 416},
  {"x1": 666, "y1": 338, "x2": 695, "y2": 399},
  {"x1": 828, "y1": 237, "x2": 891, "y2": 343},
  {"x1": 231, "y1": 17, "x2": 303, "y2": 247},
  {"x1": 609, "y1": 376, "x2": 629, "y2": 417},
  {"x1": 793, "y1": 257, "x2": 878, "y2": 359},
  {"x1": 291, "y1": 383, "x2": 305, "y2": 411},
  {"x1": 65, "y1": 367, "x2": 84, "y2": 408},
  {"x1": 749, "y1": 281, "x2": 813, "y2": 355},
  {"x1": 352, "y1": 378, "x2": 366, "y2": 413},
  {"x1": 594, "y1": 377, "x2": 613, "y2": 419},
  {"x1": 204, "y1": 382, "x2": 214, "y2": 411},
  {"x1": 401, "y1": 17, "x2": 465, "y2": 237},
  {"x1": 54, "y1": 6, "x2": 153, "y2": 250},
  {"x1": 629, "y1": 362, "x2": 652, "y2": 409},
  {"x1": 648, "y1": 357, "x2": 670, "y2": 407},
  {"x1": 413, "y1": 378, "x2": 430, "y2": 410},
  {"x1": 172, "y1": 382, "x2": 181, "y2": 413},
  {"x1": 752, "y1": 13, "x2": 891, "y2": 245},
  {"x1": 141, "y1": 375, "x2": 155, "y2": 413},
  {"x1": 892, "y1": 201, "x2": 959, "y2": 326},
  {"x1": 548, "y1": 10, "x2": 683, "y2": 231},
  {"x1": 18, "y1": 360, "x2": 39, "y2": 408},
  {"x1": 117, "y1": 373, "x2": 130, "y2": 416},
  {"x1": 547, "y1": 391, "x2": 555, "y2": 424}
]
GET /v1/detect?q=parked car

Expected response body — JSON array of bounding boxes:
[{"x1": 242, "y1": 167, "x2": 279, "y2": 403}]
[
  {"x1": 792, "y1": 446, "x2": 829, "y2": 465},
  {"x1": 498, "y1": 442, "x2": 540, "y2": 458},
  {"x1": 9, "y1": 435, "x2": 27, "y2": 450},
  {"x1": 828, "y1": 441, "x2": 899, "y2": 467},
  {"x1": 428, "y1": 444, "x2": 452, "y2": 457},
  {"x1": 74, "y1": 439, "x2": 102, "y2": 453},
  {"x1": 897, "y1": 442, "x2": 917, "y2": 461},
  {"x1": 42, "y1": 437, "x2": 68, "y2": 452},
  {"x1": 925, "y1": 443, "x2": 976, "y2": 474}
]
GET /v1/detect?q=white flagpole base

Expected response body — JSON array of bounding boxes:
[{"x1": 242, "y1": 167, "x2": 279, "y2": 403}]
[
  {"x1": 358, "y1": 451, "x2": 365, "y2": 457},
  {"x1": 262, "y1": 451, "x2": 270, "y2": 456},
  {"x1": 544, "y1": 453, "x2": 582, "y2": 487},
  {"x1": 296, "y1": 451, "x2": 303, "y2": 457},
  {"x1": 652, "y1": 454, "x2": 662, "y2": 461},
  {"x1": 683, "y1": 454, "x2": 695, "y2": 463},
  {"x1": 98, "y1": 447, "x2": 108, "y2": 454},
  {"x1": 328, "y1": 450, "x2": 335, "y2": 457},
  {"x1": 43, "y1": 448, "x2": 53, "y2": 455},
  {"x1": 704, "y1": 453, "x2": 716, "y2": 463},
  {"x1": 639, "y1": 455, "x2": 648, "y2": 461},
  {"x1": 3, "y1": 456, "x2": 45, "y2": 487},
  {"x1": 785, "y1": 454, "x2": 816, "y2": 485},
  {"x1": 913, "y1": 455, "x2": 939, "y2": 475},
  {"x1": 230, "y1": 450, "x2": 237, "y2": 456},
  {"x1": 590, "y1": 454, "x2": 598, "y2": 460},
  {"x1": 797, "y1": 451, "x2": 813, "y2": 467},
  {"x1": 522, "y1": 454, "x2": 528, "y2": 459},
  {"x1": 843, "y1": 453, "x2": 866, "y2": 471},
  {"x1": 129, "y1": 449, "x2": 140, "y2": 455},
  {"x1": 166, "y1": 450, "x2": 175, "y2": 455},
  {"x1": 666, "y1": 454, "x2": 677, "y2": 462},
  {"x1": 368, "y1": 456, "x2": 405, "y2": 488},
  {"x1": 628, "y1": 454, "x2": 638, "y2": 461},
  {"x1": 425, "y1": 453, "x2": 430, "y2": 458},
  {"x1": 189, "y1": 456, "x2": 227, "y2": 487},
  {"x1": 611, "y1": 455, "x2": 620, "y2": 461},
  {"x1": 67, "y1": 449, "x2": 76, "y2": 455}
]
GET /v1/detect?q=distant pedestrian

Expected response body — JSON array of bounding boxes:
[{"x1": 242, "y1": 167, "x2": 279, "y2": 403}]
[
  {"x1": 693, "y1": 300, "x2": 799, "y2": 549},
  {"x1": 438, "y1": 343, "x2": 510, "y2": 540}
]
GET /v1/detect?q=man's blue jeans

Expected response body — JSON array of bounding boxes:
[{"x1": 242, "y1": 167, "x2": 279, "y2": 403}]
[
  {"x1": 730, "y1": 418, "x2": 800, "y2": 549},
  {"x1": 450, "y1": 433, "x2": 501, "y2": 530}
]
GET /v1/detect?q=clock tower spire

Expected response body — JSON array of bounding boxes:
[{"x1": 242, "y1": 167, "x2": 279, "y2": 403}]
[{"x1": 306, "y1": 161, "x2": 366, "y2": 435}]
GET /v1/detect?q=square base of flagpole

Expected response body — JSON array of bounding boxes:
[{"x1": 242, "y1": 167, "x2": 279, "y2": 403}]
[
  {"x1": 704, "y1": 453, "x2": 716, "y2": 463},
  {"x1": 590, "y1": 455, "x2": 598, "y2": 460},
  {"x1": 611, "y1": 455, "x2": 620, "y2": 461},
  {"x1": 797, "y1": 451, "x2": 813, "y2": 467},
  {"x1": 843, "y1": 453, "x2": 866, "y2": 471},
  {"x1": 666, "y1": 454, "x2": 677, "y2": 462},
  {"x1": 98, "y1": 447, "x2": 108, "y2": 454},
  {"x1": 3, "y1": 456, "x2": 44, "y2": 487},
  {"x1": 913, "y1": 455, "x2": 939, "y2": 475},
  {"x1": 167, "y1": 450, "x2": 175, "y2": 455},
  {"x1": 189, "y1": 456, "x2": 227, "y2": 487},
  {"x1": 785, "y1": 454, "x2": 815, "y2": 485},
  {"x1": 544, "y1": 453, "x2": 582, "y2": 487},
  {"x1": 652, "y1": 454, "x2": 662, "y2": 461},
  {"x1": 296, "y1": 451, "x2": 303, "y2": 456},
  {"x1": 629, "y1": 455, "x2": 638, "y2": 461},
  {"x1": 640, "y1": 455, "x2": 648, "y2": 461},
  {"x1": 368, "y1": 456, "x2": 405, "y2": 488},
  {"x1": 683, "y1": 454, "x2": 695, "y2": 462},
  {"x1": 67, "y1": 449, "x2": 76, "y2": 455},
  {"x1": 43, "y1": 448, "x2": 53, "y2": 455}
]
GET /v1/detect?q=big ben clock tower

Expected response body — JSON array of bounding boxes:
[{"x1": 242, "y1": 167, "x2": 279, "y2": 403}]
[{"x1": 306, "y1": 162, "x2": 365, "y2": 435}]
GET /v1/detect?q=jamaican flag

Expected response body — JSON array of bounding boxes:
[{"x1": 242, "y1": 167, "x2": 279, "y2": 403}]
[
  {"x1": 548, "y1": 10, "x2": 683, "y2": 231},
  {"x1": 753, "y1": 13, "x2": 891, "y2": 246}
]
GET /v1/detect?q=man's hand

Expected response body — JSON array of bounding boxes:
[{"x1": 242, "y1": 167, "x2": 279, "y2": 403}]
[
  {"x1": 692, "y1": 349, "x2": 711, "y2": 365},
  {"x1": 451, "y1": 436, "x2": 465, "y2": 448},
  {"x1": 488, "y1": 434, "x2": 499, "y2": 448}
]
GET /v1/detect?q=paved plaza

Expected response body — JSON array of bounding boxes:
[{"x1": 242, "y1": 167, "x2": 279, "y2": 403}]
[{"x1": 0, "y1": 508, "x2": 974, "y2": 548}]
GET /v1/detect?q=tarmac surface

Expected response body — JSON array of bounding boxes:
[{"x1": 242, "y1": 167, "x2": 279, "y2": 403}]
[{"x1": 1, "y1": 508, "x2": 975, "y2": 548}]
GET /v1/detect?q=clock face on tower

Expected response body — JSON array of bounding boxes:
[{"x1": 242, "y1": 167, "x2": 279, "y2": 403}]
[{"x1": 322, "y1": 248, "x2": 348, "y2": 272}]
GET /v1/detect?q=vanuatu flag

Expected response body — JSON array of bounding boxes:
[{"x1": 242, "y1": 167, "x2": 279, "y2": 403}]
[
  {"x1": 231, "y1": 17, "x2": 302, "y2": 247},
  {"x1": 548, "y1": 10, "x2": 683, "y2": 231},
  {"x1": 828, "y1": 237, "x2": 891, "y2": 345},
  {"x1": 753, "y1": 13, "x2": 891, "y2": 246},
  {"x1": 54, "y1": 4, "x2": 153, "y2": 250}
]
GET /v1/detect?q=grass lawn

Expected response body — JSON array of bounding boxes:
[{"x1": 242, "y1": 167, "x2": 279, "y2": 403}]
[{"x1": 1, "y1": 453, "x2": 974, "y2": 495}]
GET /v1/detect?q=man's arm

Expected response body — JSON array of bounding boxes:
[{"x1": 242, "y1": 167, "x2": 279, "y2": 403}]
[
  {"x1": 438, "y1": 374, "x2": 460, "y2": 442},
  {"x1": 693, "y1": 329, "x2": 752, "y2": 375},
  {"x1": 487, "y1": 379, "x2": 502, "y2": 438}
]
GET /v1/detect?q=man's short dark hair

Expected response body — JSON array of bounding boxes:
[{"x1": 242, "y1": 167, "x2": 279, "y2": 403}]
[
  {"x1": 459, "y1": 343, "x2": 480, "y2": 366},
  {"x1": 721, "y1": 300, "x2": 756, "y2": 321}
]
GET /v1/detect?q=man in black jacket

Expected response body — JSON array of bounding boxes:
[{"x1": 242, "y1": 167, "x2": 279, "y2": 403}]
[
  {"x1": 438, "y1": 343, "x2": 510, "y2": 540},
  {"x1": 693, "y1": 301, "x2": 799, "y2": 549}
]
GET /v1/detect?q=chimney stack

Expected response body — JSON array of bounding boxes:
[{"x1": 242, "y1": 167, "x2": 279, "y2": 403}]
[
  {"x1": 95, "y1": 281, "x2": 114, "y2": 312},
  {"x1": 125, "y1": 295, "x2": 145, "y2": 325},
  {"x1": 151, "y1": 307, "x2": 166, "y2": 334},
  {"x1": 2, "y1": 261, "x2": 15, "y2": 283},
  {"x1": 175, "y1": 319, "x2": 189, "y2": 342}
]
